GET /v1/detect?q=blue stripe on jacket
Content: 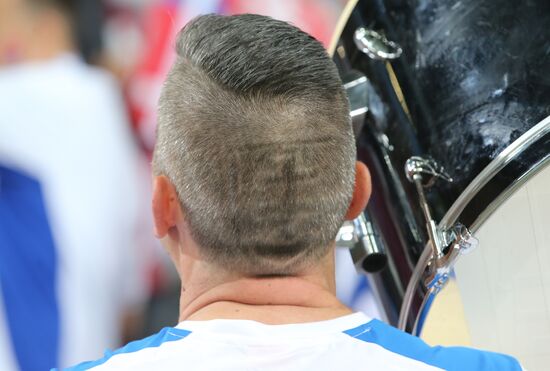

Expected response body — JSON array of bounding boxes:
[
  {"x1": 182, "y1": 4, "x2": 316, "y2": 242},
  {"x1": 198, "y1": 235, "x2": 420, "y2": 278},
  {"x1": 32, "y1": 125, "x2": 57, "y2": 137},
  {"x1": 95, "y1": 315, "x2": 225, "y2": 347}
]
[
  {"x1": 343, "y1": 319, "x2": 522, "y2": 371},
  {"x1": 0, "y1": 165, "x2": 60, "y2": 370},
  {"x1": 63, "y1": 327, "x2": 192, "y2": 370}
]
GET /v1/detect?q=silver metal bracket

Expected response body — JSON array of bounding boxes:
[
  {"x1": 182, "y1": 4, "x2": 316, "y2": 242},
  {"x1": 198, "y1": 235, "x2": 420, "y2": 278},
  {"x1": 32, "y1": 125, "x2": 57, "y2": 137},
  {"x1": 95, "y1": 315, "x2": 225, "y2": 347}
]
[
  {"x1": 354, "y1": 27, "x2": 403, "y2": 61},
  {"x1": 336, "y1": 213, "x2": 387, "y2": 273},
  {"x1": 335, "y1": 221, "x2": 356, "y2": 249},
  {"x1": 404, "y1": 156, "x2": 477, "y2": 293},
  {"x1": 353, "y1": 27, "x2": 403, "y2": 60}
]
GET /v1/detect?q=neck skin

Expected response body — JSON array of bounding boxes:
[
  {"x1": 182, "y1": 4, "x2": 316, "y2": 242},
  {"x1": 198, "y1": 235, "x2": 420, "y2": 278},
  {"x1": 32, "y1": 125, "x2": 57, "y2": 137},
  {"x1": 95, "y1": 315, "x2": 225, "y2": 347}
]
[{"x1": 175, "y1": 242, "x2": 352, "y2": 324}]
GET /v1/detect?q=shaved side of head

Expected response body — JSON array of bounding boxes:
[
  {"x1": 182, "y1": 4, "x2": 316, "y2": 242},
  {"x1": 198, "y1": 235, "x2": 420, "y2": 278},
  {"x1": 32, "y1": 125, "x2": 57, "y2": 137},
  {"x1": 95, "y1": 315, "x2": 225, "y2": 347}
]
[{"x1": 154, "y1": 14, "x2": 355, "y2": 275}]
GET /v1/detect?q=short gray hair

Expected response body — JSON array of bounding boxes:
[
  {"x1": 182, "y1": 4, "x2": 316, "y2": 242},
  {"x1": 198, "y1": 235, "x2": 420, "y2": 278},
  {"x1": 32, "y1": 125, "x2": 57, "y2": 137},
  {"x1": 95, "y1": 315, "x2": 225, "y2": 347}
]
[{"x1": 153, "y1": 14, "x2": 355, "y2": 275}]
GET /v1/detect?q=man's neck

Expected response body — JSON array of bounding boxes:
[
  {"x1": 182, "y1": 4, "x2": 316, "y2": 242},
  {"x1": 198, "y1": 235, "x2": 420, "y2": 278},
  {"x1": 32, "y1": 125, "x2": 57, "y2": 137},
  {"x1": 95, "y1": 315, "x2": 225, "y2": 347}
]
[
  {"x1": 179, "y1": 274, "x2": 352, "y2": 324},
  {"x1": 172, "y1": 239, "x2": 349, "y2": 324}
]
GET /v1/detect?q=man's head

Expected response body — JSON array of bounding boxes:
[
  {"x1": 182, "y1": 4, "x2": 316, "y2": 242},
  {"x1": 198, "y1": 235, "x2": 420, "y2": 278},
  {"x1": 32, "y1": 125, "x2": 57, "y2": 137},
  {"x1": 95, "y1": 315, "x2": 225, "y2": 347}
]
[
  {"x1": 0, "y1": 0, "x2": 75, "y2": 65},
  {"x1": 152, "y1": 14, "x2": 370, "y2": 277}
]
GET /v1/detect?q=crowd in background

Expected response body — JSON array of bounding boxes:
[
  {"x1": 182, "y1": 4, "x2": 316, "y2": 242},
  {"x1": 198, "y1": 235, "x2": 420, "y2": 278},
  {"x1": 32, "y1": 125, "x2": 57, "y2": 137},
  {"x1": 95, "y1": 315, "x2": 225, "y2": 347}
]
[{"x1": 0, "y1": 1, "x2": 379, "y2": 370}]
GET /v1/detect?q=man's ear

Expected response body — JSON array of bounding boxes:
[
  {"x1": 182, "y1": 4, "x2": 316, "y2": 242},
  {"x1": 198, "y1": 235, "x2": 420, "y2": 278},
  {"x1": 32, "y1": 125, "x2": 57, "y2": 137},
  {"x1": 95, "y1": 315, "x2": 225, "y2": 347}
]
[
  {"x1": 344, "y1": 161, "x2": 372, "y2": 220},
  {"x1": 152, "y1": 175, "x2": 181, "y2": 238}
]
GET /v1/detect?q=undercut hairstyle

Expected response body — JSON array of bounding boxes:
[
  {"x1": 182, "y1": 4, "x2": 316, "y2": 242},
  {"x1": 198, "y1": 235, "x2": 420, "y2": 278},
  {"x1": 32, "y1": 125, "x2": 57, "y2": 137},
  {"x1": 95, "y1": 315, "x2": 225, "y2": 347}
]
[{"x1": 153, "y1": 14, "x2": 356, "y2": 275}]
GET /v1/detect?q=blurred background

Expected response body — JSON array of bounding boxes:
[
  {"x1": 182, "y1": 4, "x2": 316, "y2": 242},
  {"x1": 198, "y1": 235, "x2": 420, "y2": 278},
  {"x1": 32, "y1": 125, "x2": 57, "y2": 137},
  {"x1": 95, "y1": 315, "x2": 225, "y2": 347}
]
[{"x1": 0, "y1": 1, "x2": 380, "y2": 370}]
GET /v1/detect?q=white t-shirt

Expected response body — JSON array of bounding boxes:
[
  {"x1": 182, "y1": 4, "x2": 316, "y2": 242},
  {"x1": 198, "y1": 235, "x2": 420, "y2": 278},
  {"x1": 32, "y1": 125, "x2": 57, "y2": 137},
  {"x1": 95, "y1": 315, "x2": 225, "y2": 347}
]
[{"x1": 65, "y1": 312, "x2": 523, "y2": 371}]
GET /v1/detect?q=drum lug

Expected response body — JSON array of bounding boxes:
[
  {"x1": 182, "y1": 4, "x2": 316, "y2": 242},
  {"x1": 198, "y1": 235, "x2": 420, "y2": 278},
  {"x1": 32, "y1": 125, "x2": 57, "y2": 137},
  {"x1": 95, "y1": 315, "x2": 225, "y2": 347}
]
[
  {"x1": 354, "y1": 27, "x2": 403, "y2": 61},
  {"x1": 404, "y1": 156, "x2": 477, "y2": 292},
  {"x1": 404, "y1": 156, "x2": 452, "y2": 260}
]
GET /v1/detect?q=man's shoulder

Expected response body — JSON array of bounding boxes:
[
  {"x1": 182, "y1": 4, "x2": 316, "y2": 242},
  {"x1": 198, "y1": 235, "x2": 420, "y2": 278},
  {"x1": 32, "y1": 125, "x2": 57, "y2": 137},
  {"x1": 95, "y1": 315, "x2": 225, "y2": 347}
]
[
  {"x1": 59, "y1": 315, "x2": 524, "y2": 371},
  {"x1": 59, "y1": 327, "x2": 192, "y2": 371},
  {"x1": 343, "y1": 318, "x2": 523, "y2": 371}
]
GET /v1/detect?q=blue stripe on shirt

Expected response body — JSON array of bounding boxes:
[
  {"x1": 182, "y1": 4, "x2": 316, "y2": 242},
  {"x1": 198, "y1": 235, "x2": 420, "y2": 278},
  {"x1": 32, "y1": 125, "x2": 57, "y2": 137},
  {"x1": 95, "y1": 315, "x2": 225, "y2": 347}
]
[
  {"x1": 0, "y1": 165, "x2": 60, "y2": 371},
  {"x1": 343, "y1": 319, "x2": 522, "y2": 371},
  {"x1": 62, "y1": 327, "x2": 192, "y2": 370}
]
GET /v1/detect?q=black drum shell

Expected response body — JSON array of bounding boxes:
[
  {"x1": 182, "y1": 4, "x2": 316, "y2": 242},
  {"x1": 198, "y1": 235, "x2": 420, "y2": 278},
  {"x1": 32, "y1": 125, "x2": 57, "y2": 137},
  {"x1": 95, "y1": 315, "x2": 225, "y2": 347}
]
[{"x1": 333, "y1": 0, "x2": 550, "y2": 330}]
